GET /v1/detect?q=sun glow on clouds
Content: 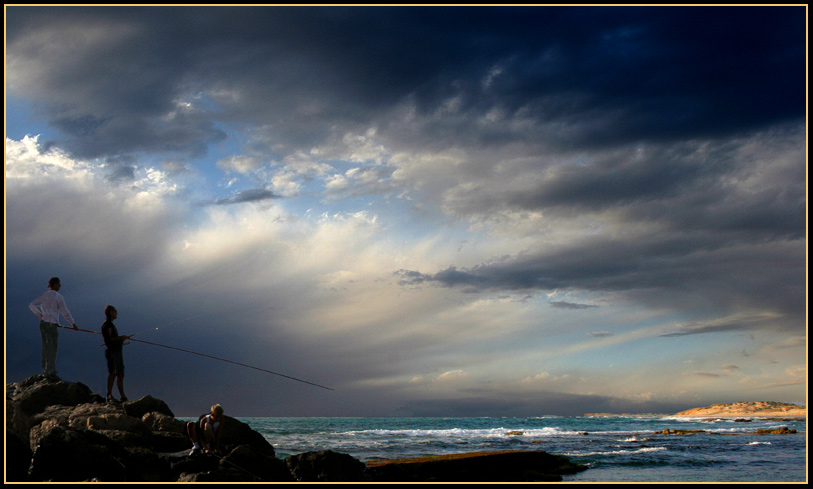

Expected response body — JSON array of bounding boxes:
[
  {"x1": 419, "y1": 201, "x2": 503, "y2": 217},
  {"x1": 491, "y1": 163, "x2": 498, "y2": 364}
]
[{"x1": 6, "y1": 138, "x2": 181, "y2": 270}]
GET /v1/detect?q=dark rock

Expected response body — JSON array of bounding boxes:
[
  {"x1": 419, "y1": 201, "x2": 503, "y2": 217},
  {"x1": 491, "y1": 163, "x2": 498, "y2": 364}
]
[
  {"x1": 365, "y1": 450, "x2": 589, "y2": 482},
  {"x1": 121, "y1": 446, "x2": 174, "y2": 482},
  {"x1": 7, "y1": 375, "x2": 284, "y2": 482},
  {"x1": 753, "y1": 426, "x2": 797, "y2": 435},
  {"x1": 167, "y1": 451, "x2": 221, "y2": 476},
  {"x1": 142, "y1": 411, "x2": 186, "y2": 433},
  {"x1": 149, "y1": 431, "x2": 193, "y2": 453},
  {"x1": 8, "y1": 376, "x2": 103, "y2": 415},
  {"x1": 654, "y1": 429, "x2": 707, "y2": 435},
  {"x1": 176, "y1": 469, "x2": 242, "y2": 482},
  {"x1": 5, "y1": 431, "x2": 32, "y2": 482},
  {"x1": 123, "y1": 394, "x2": 174, "y2": 418},
  {"x1": 28, "y1": 424, "x2": 127, "y2": 481},
  {"x1": 656, "y1": 426, "x2": 798, "y2": 436},
  {"x1": 218, "y1": 415, "x2": 276, "y2": 457},
  {"x1": 221, "y1": 444, "x2": 295, "y2": 482},
  {"x1": 286, "y1": 450, "x2": 367, "y2": 482}
]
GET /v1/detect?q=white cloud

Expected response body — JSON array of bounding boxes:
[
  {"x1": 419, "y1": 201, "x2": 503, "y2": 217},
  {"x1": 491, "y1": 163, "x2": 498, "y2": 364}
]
[
  {"x1": 216, "y1": 155, "x2": 263, "y2": 174},
  {"x1": 5, "y1": 137, "x2": 187, "y2": 287},
  {"x1": 6, "y1": 135, "x2": 95, "y2": 181}
]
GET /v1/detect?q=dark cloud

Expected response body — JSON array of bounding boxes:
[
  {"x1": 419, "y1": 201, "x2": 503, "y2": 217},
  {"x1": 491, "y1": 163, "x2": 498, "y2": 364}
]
[
  {"x1": 6, "y1": 6, "x2": 805, "y2": 163},
  {"x1": 397, "y1": 232, "x2": 806, "y2": 333},
  {"x1": 441, "y1": 127, "x2": 806, "y2": 240},
  {"x1": 550, "y1": 301, "x2": 598, "y2": 310},
  {"x1": 205, "y1": 188, "x2": 282, "y2": 206}
]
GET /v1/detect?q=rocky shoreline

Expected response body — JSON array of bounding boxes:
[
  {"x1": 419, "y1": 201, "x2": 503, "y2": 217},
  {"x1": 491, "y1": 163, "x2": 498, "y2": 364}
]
[{"x1": 6, "y1": 376, "x2": 588, "y2": 482}]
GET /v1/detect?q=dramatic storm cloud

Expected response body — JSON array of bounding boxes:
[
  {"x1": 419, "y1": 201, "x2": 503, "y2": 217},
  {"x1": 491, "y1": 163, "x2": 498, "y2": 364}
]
[{"x1": 5, "y1": 6, "x2": 806, "y2": 416}]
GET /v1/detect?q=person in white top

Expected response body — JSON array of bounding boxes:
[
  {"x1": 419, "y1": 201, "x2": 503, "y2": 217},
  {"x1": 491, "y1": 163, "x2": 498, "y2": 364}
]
[
  {"x1": 187, "y1": 404, "x2": 225, "y2": 455},
  {"x1": 29, "y1": 277, "x2": 78, "y2": 379}
]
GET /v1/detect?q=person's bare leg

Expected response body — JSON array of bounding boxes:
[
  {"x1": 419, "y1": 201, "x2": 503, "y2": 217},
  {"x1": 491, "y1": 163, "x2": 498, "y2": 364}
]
[
  {"x1": 204, "y1": 423, "x2": 215, "y2": 451},
  {"x1": 116, "y1": 374, "x2": 127, "y2": 401},
  {"x1": 107, "y1": 373, "x2": 115, "y2": 399}
]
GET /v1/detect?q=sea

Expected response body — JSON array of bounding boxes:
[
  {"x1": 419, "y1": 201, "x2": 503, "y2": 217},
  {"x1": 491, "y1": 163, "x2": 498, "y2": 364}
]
[{"x1": 235, "y1": 416, "x2": 807, "y2": 483}]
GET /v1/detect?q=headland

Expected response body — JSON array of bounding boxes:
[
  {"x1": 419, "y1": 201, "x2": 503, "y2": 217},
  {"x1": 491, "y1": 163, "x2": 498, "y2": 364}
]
[{"x1": 673, "y1": 401, "x2": 806, "y2": 418}]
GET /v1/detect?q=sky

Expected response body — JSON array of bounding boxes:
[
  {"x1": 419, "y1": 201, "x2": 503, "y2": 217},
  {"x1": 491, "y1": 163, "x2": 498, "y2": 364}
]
[{"x1": 4, "y1": 6, "x2": 808, "y2": 417}]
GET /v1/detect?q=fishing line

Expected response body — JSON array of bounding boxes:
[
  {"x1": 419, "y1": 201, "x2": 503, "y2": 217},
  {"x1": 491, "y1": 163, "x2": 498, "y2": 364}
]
[
  {"x1": 127, "y1": 312, "x2": 207, "y2": 337},
  {"x1": 129, "y1": 337, "x2": 334, "y2": 391},
  {"x1": 58, "y1": 325, "x2": 333, "y2": 391}
]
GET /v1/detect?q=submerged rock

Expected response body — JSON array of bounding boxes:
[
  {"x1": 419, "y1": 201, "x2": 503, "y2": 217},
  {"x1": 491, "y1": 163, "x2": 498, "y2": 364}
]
[{"x1": 655, "y1": 426, "x2": 798, "y2": 436}]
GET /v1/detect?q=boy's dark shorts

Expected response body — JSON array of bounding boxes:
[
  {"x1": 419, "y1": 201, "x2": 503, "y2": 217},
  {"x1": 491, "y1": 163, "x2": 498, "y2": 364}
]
[{"x1": 105, "y1": 349, "x2": 125, "y2": 375}]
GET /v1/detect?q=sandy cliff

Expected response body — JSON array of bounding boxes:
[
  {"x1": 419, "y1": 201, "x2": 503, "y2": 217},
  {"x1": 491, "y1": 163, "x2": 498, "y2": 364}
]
[{"x1": 674, "y1": 401, "x2": 805, "y2": 418}]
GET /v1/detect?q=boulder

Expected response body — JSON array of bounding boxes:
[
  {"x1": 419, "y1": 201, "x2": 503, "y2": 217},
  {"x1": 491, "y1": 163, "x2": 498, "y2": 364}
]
[
  {"x1": 221, "y1": 444, "x2": 295, "y2": 482},
  {"x1": 123, "y1": 394, "x2": 174, "y2": 418},
  {"x1": 8, "y1": 376, "x2": 103, "y2": 415},
  {"x1": 7, "y1": 376, "x2": 282, "y2": 482},
  {"x1": 87, "y1": 413, "x2": 153, "y2": 435},
  {"x1": 6, "y1": 398, "x2": 32, "y2": 442},
  {"x1": 142, "y1": 411, "x2": 186, "y2": 433},
  {"x1": 286, "y1": 450, "x2": 368, "y2": 482},
  {"x1": 28, "y1": 423, "x2": 128, "y2": 482},
  {"x1": 5, "y1": 431, "x2": 32, "y2": 482},
  {"x1": 216, "y1": 415, "x2": 276, "y2": 456}
]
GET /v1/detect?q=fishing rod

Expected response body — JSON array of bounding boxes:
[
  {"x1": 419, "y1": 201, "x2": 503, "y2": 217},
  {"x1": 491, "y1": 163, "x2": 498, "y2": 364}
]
[{"x1": 58, "y1": 325, "x2": 333, "y2": 391}]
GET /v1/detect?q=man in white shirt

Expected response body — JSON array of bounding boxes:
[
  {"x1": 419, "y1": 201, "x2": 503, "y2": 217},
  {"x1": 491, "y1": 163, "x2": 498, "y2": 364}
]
[{"x1": 29, "y1": 277, "x2": 78, "y2": 379}]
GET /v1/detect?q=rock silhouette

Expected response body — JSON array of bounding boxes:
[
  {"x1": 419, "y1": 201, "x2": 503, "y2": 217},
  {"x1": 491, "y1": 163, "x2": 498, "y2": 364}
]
[{"x1": 7, "y1": 375, "x2": 588, "y2": 482}]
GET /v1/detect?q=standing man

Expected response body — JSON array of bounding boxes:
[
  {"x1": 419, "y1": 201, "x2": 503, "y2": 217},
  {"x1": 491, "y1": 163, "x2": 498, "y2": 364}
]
[
  {"x1": 101, "y1": 305, "x2": 132, "y2": 403},
  {"x1": 29, "y1": 277, "x2": 78, "y2": 379}
]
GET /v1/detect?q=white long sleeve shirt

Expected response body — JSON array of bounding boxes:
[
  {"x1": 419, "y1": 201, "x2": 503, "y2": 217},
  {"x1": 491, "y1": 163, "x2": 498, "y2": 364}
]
[{"x1": 29, "y1": 289, "x2": 76, "y2": 326}]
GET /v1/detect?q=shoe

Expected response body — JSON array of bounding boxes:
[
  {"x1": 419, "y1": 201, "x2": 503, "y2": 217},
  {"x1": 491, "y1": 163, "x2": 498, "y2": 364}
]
[
  {"x1": 120, "y1": 396, "x2": 128, "y2": 402},
  {"x1": 106, "y1": 394, "x2": 117, "y2": 403},
  {"x1": 190, "y1": 447, "x2": 200, "y2": 456}
]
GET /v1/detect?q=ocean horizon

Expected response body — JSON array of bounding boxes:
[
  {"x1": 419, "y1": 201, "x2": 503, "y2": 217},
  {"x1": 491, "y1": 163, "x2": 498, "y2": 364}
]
[{"x1": 227, "y1": 415, "x2": 807, "y2": 482}]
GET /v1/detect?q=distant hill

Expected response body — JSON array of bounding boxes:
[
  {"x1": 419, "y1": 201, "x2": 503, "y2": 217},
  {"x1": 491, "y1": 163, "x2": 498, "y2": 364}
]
[{"x1": 674, "y1": 401, "x2": 806, "y2": 417}]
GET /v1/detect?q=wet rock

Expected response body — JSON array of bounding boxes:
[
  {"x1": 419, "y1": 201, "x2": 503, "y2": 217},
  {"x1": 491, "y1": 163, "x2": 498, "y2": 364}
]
[
  {"x1": 654, "y1": 429, "x2": 708, "y2": 435},
  {"x1": 365, "y1": 450, "x2": 589, "y2": 482},
  {"x1": 753, "y1": 426, "x2": 797, "y2": 435}
]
